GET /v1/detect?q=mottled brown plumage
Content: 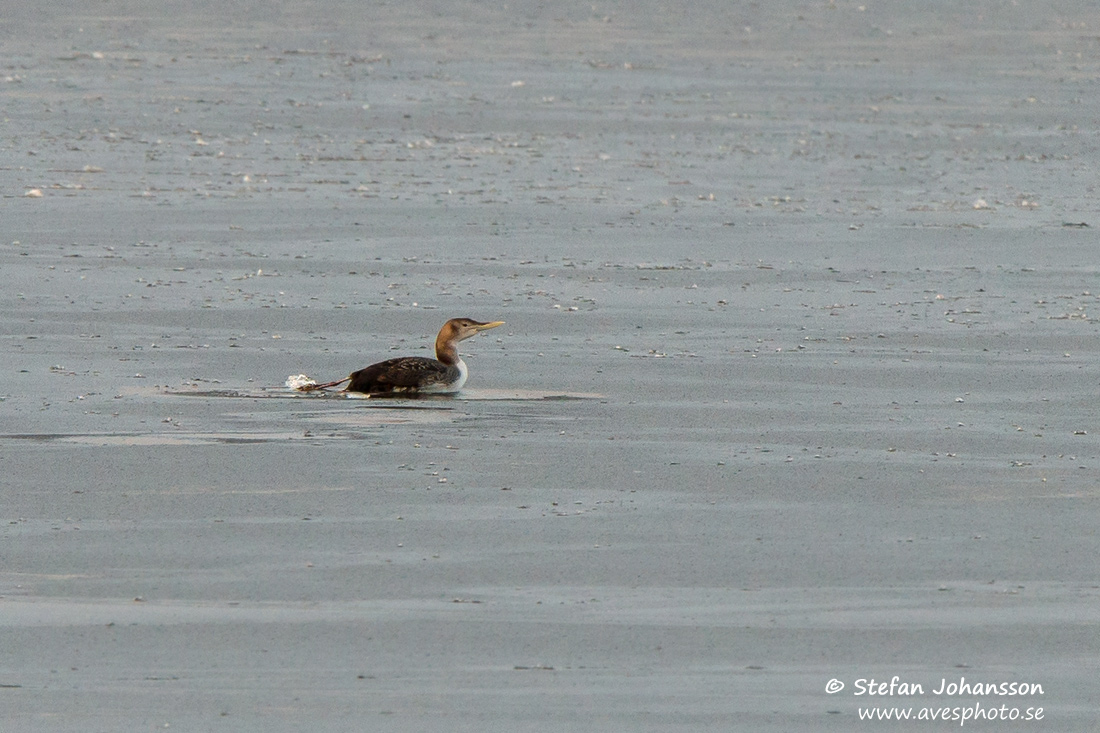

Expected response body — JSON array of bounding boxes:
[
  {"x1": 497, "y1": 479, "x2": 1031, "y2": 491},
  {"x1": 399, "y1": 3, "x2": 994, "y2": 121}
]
[
  {"x1": 345, "y1": 355, "x2": 461, "y2": 393},
  {"x1": 300, "y1": 318, "x2": 504, "y2": 395}
]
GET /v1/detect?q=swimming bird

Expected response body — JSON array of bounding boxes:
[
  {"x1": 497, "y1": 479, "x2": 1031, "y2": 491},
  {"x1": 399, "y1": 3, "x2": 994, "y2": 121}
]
[{"x1": 300, "y1": 318, "x2": 504, "y2": 395}]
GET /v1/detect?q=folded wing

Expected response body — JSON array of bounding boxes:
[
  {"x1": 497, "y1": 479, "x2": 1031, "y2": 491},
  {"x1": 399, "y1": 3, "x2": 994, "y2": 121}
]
[{"x1": 347, "y1": 356, "x2": 460, "y2": 393}]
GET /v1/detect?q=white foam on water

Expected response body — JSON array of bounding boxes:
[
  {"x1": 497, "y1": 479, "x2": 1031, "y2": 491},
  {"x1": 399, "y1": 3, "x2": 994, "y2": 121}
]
[{"x1": 285, "y1": 374, "x2": 317, "y2": 391}]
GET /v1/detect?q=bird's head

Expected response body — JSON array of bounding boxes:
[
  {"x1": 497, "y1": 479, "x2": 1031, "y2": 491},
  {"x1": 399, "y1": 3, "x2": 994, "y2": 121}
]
[{"x1": 441, "y1": 318, "x2": 505, "y2": 344}]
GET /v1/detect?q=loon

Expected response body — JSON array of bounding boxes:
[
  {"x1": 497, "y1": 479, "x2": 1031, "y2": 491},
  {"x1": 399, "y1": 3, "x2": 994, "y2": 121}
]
[{"x1": 300, "y1": 318, "x2": 504, "y2": 395}]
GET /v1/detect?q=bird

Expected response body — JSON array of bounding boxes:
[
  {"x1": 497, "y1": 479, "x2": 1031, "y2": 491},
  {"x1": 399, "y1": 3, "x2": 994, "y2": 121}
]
[{"x1": 299, "y1": 317, "x2": 504, "y2": 395}]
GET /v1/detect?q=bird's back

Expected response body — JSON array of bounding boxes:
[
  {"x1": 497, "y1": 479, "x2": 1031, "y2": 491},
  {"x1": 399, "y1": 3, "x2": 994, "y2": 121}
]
[{"x1": 346, "y1": 356, "x2": 460, "y2": 394}]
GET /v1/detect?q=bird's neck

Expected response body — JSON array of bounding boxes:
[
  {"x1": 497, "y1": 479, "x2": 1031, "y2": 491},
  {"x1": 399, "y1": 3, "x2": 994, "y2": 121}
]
[{"x1": 435, "y1": 336, "x2": 460, "y2": 365}]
